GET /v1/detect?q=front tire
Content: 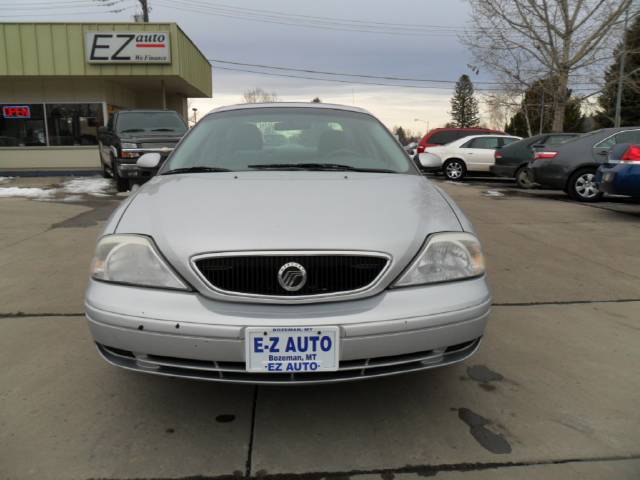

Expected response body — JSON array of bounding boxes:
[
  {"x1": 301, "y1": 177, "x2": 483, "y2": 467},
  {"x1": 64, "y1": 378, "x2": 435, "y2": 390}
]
[
  {"x1": 515, "y1": 166, "x2": 534, "y2": 189},
  {"x1": 112, "y1": 160, "x2": 129, "y2": 192},
  {"x1": 567, "y1": 168, "x2": 602, "y2": 202},
  {"x1": 443, "y1": 159, "x2": 466, "y2": 181}
]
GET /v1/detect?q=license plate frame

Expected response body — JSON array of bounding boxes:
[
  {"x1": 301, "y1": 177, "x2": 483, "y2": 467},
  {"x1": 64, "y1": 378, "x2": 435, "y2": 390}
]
[{"x1": 245, "y1": 326, "x2": 340, "y2": 373}]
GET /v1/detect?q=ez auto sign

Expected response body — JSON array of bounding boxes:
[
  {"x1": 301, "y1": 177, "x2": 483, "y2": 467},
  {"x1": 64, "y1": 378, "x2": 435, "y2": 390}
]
[{"x1": 85, "y1": 32, "x2": 171, "y2": 64}]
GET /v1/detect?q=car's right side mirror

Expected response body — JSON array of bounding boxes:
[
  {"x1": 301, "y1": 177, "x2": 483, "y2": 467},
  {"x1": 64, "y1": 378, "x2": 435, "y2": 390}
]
[{"x1": 137, "y1": 152, "x2": 161, "y2": 169}]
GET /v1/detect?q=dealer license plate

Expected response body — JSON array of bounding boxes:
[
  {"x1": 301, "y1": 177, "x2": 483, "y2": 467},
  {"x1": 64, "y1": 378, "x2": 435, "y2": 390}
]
[{"x1": 245, "y1": 326, "x2": 340, "y2": 373}]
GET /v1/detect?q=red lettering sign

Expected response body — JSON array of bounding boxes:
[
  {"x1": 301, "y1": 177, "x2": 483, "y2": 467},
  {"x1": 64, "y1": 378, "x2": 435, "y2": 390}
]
[{"x1": 2, "y1": 106, "x2": 31, "y2": 119}]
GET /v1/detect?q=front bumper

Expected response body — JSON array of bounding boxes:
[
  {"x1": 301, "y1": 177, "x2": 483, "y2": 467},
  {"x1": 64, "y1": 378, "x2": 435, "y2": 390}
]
[
  {"x1": 527, "y1": 160, "x2": 566, "y2": 189},
  {"x1": 85, "y1": 277, "x2": 491, "y2": 384}
]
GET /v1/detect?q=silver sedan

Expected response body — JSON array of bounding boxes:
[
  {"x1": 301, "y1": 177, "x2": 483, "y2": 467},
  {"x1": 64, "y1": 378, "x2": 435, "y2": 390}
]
[{"x1": 86, "y1": 103, "x2": 491, "y2": 384}]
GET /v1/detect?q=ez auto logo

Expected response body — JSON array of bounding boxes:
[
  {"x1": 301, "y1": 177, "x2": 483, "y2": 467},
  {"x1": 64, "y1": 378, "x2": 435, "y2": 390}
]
[{"x1": 85, "y1": 32, "x2": 171, "y2": 64}]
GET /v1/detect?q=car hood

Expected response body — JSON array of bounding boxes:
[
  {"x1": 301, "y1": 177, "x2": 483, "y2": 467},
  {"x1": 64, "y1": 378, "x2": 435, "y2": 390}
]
[
  {"x1": 114, "y1": 171, "x2": 464, "y2": 293},
  {"x1": 119, "y1": 133, "x2": 185, "y2": 142}
]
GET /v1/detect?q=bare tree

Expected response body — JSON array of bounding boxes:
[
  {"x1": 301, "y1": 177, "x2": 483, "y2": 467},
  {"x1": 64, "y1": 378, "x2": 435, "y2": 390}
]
[
  {"x1": 464, "y1": 0, "x2": 631, "y2": 132},
  {"x1": 483, "y1": 91, "x2": 523, "y2": 132},
  {"x1": 242, "y1": 88, "x2": 279, "y2": 104}
]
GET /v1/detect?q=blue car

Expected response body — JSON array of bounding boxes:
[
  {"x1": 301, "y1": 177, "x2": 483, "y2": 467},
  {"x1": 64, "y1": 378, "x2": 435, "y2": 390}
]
[{"x1": 596, "y1": 143, "x2": 640, "y2": 198}]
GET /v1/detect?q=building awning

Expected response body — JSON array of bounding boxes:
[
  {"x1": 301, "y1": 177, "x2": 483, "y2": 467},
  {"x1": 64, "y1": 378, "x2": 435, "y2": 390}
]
[{"x1": 0, "y1": 22, "x2": 212, "y2": 98}]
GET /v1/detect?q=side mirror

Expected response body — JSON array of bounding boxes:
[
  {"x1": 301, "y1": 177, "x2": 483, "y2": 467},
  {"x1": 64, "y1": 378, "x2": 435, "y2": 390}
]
[{"x1": 137, "y1": 152, "x2": 161, "y2": 169}]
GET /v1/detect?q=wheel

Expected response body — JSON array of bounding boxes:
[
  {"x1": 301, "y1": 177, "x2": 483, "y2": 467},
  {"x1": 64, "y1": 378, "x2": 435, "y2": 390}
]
[
  {"x1": 567, "y1": 168, "x2": 602, "y2": 202},
  {"x1": 443, "y1": 159, "x2": 466, "y2": 181},
  {"x1": 112, "y1": 160, "x2": 129, "y2": 192},
  {"x1": 515, "y1": 166, "x2": 534, "y2": 189}
]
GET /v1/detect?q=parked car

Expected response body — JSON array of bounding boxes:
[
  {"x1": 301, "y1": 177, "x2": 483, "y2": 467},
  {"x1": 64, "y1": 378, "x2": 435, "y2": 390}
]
[
  {"x1": 98, "y1": 109, "x2": 188, "y2": 192},
  {"x1": 416, "y1": 127, "x2": 505, "y2": 157},
  {"x1": 595, "y1": 143, "x2": 640, "y2": 198},
  {"x1": 85, "y1": 103, "x2": 491, "y2": 384},
  {"x1": 490, "y1": 133, "x2": 580, "y2": 188},
  {"x1": 420, "y1": 134, "x2": 522, "y2": 180},
  {"x1": 403, "y1": 141, "x2": 418, "y2": 158},
  {"x1": 528, "y1": 127, "x2": 640, "y2": 202}
]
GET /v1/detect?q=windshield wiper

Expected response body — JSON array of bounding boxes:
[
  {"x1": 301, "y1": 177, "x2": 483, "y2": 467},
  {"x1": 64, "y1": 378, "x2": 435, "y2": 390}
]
[
  {"x1": 119, "y1": 128, "x2": 145, "y2": 133},
  {"x1": 248, "y1": 163, "x2": 397, "y2": 173},
  {"x1": 151, "y1": 128, "x2": 176, "y2": 132},
  {"x1": 162, "y1": 166, "x2": 231, "y2": 175}
]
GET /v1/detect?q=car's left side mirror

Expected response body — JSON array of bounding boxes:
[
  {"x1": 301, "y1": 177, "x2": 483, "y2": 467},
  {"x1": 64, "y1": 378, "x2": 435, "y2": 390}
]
[{"x1": 137, "y1": 152, "x2": 161, "y2": 169}]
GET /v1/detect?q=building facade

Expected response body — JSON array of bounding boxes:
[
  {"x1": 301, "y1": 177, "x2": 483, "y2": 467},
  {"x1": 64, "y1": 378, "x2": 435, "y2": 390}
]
[{"x1": 0, "y1": 22, "x2": 212, "y2": 171}]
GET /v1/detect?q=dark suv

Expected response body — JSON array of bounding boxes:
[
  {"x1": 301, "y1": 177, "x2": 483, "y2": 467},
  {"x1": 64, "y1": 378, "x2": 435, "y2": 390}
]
[{"x1": 98, "y1": 110, "x2": 188, "y2": 191}]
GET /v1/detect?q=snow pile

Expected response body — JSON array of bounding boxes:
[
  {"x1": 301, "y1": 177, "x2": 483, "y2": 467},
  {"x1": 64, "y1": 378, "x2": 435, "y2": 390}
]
[
  {"x1": 0, "y1": 187, "x2": 57, "y2": 199},
  {"x1": 62, "y1": 178, "x2": 113, "y2": 197},
  {"x1": 0, "y1": 177, "x2": 13, "y2": 184},
  {"x1": 483, "y1": 190, "x2": 505, "y2": 198}
]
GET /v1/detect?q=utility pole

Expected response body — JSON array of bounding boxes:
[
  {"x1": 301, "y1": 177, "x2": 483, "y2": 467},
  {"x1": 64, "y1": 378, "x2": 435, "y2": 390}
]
[
  {"x1": 615, "y1": 8, "x2": 630, "y2": 128},
  {"x1": 538, "y1": 82, "x2": 545, "y2": 135},
  {"x1": 139, "y1": 0, "x2": 149, "y2": 22}
]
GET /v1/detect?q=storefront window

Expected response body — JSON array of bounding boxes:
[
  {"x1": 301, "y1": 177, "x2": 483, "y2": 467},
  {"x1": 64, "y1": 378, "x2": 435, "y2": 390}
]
[
  {"x1": 0, "y1": 104, "x2": 46, "y2": 147},
  {"x1": 46, "y1": 103, "x2": 103, "y2": 146}
]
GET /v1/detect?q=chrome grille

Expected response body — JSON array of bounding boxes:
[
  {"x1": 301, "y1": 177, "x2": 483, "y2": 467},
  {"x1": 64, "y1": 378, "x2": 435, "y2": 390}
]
[{"x1": 193, "y1": 252, "x2": 390, "y2": 298}]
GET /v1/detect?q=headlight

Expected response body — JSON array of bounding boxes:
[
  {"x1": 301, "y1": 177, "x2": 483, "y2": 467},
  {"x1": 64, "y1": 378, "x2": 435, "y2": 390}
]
[
  {"x1": 121, "y1": 143, "x2": 140, "y2": 158},
  {"x1": 393, "y1": 232, "x2": 485, "y2": 287},
  {"x1": 91, "y1": 235, "x2": 188, "y2": 290}
]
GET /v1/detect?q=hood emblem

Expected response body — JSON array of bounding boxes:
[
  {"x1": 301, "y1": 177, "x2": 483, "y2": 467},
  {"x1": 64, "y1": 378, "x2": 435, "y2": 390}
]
[{"x1": 277, "y1": 262, "x2": 307, "y2": 292}]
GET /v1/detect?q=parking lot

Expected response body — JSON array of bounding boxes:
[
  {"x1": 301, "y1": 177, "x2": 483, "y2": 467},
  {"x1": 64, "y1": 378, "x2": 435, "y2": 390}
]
[{"x1": 1, "y1": 175, "x2": 639, "y2": 479}]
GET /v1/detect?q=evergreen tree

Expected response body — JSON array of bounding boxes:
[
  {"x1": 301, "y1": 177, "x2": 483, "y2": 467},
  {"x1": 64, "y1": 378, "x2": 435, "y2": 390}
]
[
  {"x1": 506, "y1": 79, "x2": 584, "y2": 136},
  {"x1": 597, "y1": 16, "x2": 640, "y2": 127},
  {"x1": 312, "y1": 97, "x2": 322, "y2": 103},
  {"x1": 450, "y1": 75, "x2": 480, "y2": 127},
  {"x1": 393, "y1": 126, "x2": 408, "y2": 144}
]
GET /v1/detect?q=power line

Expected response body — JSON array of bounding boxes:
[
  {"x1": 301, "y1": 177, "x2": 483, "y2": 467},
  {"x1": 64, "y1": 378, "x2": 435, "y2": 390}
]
[
  {"x1": 5, "y1": 1, "x2": 126, "y2": 11},
  {"x1": 0, "y1": 6, "x2": 133, "y2": 17},
  {"x1": 159, "y1": 0, "x2": 467, "y2": 32},
  {"x1": 209, "y1": 58, "x2": 601, "y2": 89},
  {"x1": 214, "y1": 64, "x2": 599, "y2": 93},
  {"x1": 153, "y1": 0, "x2": 464, "y2": 37},
  {"x1": 213, "y1": 65, "x2": 504, "y2": 91},
  {"x1": 209, "y1": 58, "x2": 520, "y2": 86},
  {"x1": 0, "y1": 0, "x2": 124, "y2": 5},
  {"x1": 179, "y1": 0, "x2": 464, "y2": 31}
]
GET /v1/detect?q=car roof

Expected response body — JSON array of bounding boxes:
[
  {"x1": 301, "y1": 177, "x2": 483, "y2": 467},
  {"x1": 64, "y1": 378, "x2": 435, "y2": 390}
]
[
  {"x1": 454, "y1": 134, "x2": 520, "y2": 141},
  {"x1": 431, "y1": 127, "x2": 499, "y2": 132},
  {"x1": 118, "y1": 109, "x2": 180, "y2": 114},
  {"x1": 205, "y1": 102, "x2": 372, "y2": 117}
]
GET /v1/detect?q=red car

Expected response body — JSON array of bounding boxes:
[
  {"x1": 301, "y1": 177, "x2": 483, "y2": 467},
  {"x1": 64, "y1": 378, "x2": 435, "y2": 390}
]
[{"x1": 417, "y1": 127, "x2": 505, "y2": 154}]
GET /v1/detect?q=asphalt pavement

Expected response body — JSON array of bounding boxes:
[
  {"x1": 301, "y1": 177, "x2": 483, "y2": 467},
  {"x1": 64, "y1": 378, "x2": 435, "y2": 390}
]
[{"x1": 1, "y1": 175, "x2": 639, "y2": 479}]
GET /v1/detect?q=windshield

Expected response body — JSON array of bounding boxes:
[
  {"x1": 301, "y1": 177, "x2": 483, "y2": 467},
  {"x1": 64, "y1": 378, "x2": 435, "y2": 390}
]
[
  {"x1": 162, "y1": 107, "x2": 414, "y2": 174},
  {"x1": 117, "y1": 112, "x2": 187, "y2": 134}
]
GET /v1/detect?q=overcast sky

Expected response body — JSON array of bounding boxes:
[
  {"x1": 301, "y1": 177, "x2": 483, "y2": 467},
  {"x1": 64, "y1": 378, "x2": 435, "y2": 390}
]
[{"x1": 8, "y1": 0, "x2": 490, "y2": 132}]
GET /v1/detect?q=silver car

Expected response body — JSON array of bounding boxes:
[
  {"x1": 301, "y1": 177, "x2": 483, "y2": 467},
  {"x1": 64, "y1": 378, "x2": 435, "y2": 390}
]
[{"x1": 86, "y1": 103, "x2": 491, "y2": 384}]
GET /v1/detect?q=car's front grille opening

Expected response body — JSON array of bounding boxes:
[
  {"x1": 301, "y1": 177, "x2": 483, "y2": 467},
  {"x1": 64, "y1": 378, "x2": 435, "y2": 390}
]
[
  {"x1": 194, "y1": 253, "x2": 388, "y2": 297},
  {"x1": 97, "y1": 337, "x2": 481, "y2": 384}
]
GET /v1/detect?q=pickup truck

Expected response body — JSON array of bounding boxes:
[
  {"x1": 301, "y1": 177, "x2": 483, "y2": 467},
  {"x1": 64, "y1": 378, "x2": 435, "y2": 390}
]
[{"x1": 97, "y1": 109, "x2": 188, "y2": 191}]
